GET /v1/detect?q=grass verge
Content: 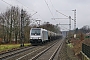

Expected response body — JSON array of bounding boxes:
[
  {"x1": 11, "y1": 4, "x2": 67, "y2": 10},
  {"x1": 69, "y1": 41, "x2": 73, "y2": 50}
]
[
  {"x1": 67, "y1": 43, "x2": 73, "y2": 48},
  {"x1": 0, "y1": 43, "x2": 31, "y2": 52}
]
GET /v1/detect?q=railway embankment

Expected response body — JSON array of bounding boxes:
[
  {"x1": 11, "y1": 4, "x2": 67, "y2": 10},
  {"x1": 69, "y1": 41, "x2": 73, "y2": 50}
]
[
  {"x1": 63, "y1": 36, "x2": 90, "y2": 60},
  {"x1": 58, "y1": 39, "x2": 80, "y2": 60}
]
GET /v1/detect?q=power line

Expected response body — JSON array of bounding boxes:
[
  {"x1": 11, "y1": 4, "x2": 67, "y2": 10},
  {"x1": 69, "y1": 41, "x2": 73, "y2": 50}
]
[
  {"x1": 56, "y1": 10, "x2": 69, "y2": 18},
  {"x1": 1, "y1": 0, "x2": 12, "y2": 6},
  {"x1": 50, "y1": 0, "x2": 59, "y2": 18},
  {"x1": 50, "y1": 0, "x2": 74, "y2": 22},
  {"x1": 16, "y1": 0, "x2": 45, "y2": 22},
  {"x1": 50, "y1": 0, "x2": 56, "y2": 10},
  {"x1": 44, "y1": 0, "x2": 55, "y2": 19},
  {"x1": 49, "y1": 0, "x2": 69, "y2": 18},
  {"x1": 15, "y1": 0, "x2": 36, "y2": 12}
]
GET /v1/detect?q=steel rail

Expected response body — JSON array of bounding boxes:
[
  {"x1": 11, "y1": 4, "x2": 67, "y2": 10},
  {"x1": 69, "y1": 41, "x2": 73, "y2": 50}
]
[
  {"x1": 0, "y1": 46, "x2": 35, "y2": 59},
  {"x1": 29, "y1": 41, "x2": 59, "y2": 60},
  {"x1": 16, "y1": 46, "x2": 45, "y2": 60},
  {"x1": 49, "y1": 40, "x2": 64, "y2": 60}
]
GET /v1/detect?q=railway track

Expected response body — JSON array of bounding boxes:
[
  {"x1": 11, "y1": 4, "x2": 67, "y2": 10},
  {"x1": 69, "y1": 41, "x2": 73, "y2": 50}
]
[
  {"x1": 0, "y1": 38, "x2": 63, "y2": 60},
  {"x1": 0, "y1": 46, "x2": 35, "y2": 60},
  {"x1": 1, "y1": 39, "x2": 60, "y2": 60},
  {"x1": 30, "y1": 39, "x2": 64, "y2": 60},
  {"x1": 15, "y1": 40, "x2": 60, "y2": 60}
]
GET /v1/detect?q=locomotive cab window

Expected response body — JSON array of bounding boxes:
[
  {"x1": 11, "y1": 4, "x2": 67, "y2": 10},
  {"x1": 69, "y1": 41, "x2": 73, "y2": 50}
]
[{"x1": 31, "y1": 29, "x2": 41, "y2": 35}]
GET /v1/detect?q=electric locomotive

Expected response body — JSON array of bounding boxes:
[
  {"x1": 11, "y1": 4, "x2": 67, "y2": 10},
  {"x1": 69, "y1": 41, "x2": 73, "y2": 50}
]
[{"x1": 30, "y1": 28, "x2": 62, "y2": 45}]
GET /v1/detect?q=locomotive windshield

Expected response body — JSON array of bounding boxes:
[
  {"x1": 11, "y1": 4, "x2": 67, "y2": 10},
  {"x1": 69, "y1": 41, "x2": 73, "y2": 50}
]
[{"x1": 31, "y1": 29, "x2": 41, "y2": 35}]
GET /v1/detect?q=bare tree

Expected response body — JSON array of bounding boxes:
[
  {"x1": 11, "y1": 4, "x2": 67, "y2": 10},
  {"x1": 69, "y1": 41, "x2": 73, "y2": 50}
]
[
  {"x1": 23, "y1": 11, "x2": 31, "y2": 43},
  {"x1": 80, "y1": 25, "x2": 90, "y2": 33},
  {"x1": 0, "y1": 6, "x2": 31, "y2": 44}
]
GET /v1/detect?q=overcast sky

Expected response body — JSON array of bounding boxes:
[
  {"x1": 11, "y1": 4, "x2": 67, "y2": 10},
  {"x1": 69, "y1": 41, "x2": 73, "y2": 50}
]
[{"x1": 0, "y1": 0, "x2": 90, "y2": 31}]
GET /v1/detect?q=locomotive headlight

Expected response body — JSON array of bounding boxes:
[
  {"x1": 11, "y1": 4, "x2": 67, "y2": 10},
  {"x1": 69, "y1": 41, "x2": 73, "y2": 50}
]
[
  {"x1": 38, "y1": 37, "x2": 41, "y2": 39},
  {"x1": 30, "y1": 37, "x2": 33, "y2": 39}
]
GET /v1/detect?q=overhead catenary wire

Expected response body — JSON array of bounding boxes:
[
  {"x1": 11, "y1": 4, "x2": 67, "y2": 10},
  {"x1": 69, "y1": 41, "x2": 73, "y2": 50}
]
[
  {"x1": 49, "y1": 0, "x2": 69, "y2": 18},
  {"x1": 16, "y1": 0, "x2": 42, "y2": 23},
  {"x1": 50, "y1": 0, "x2": 59, "y2": 19},
  {"x1": 1, "y1": 0, "x2": 12, "y2": 6},
  {"x1": 50, "y1": 0, "x2": 73, "y2": 30},
  {"x1": 16, "y1": 0, "x2": 45, "y2": 23},
  {"x1": 15, "y1": 0, "x2": 36, "y2": 12},
  {"x1": 56, "y1": 10, "x2": 69, "y2": 18},
  {"x1": 1, "y1": 0, "x2": 46, "y2": 26},
  {"x1": 50, "y1": 0, "x2": 56, "y2": 10},
  {"x1": 1, "y1": 0, "x2": 35, "y2": 17},
  {"x1": 44, "y1": 0, "x2": 55, "y2": 20}
]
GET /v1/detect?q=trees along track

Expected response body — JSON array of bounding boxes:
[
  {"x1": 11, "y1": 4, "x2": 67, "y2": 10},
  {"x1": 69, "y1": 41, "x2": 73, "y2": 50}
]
[{"x1": 29, "y1": 39, "x2": 64, "y2": 60}]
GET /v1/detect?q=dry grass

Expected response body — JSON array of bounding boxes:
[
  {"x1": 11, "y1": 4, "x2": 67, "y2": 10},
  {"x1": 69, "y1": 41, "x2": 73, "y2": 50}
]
[
  {"x1": 0, "y1": 43, "x2": 31, "y2": 52},
  {"x1": 83, "y1": 38, "x2": 90, "y2": 46},
  {"x1": 70, "y1": 38, "x2": 84, "y2": 55},
  {"x1": 70, "y1": 38, "x2": 90, "y2": 55},
  {"x1": 58, "y1": 41, "x2": 79, "y2": 60}
]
